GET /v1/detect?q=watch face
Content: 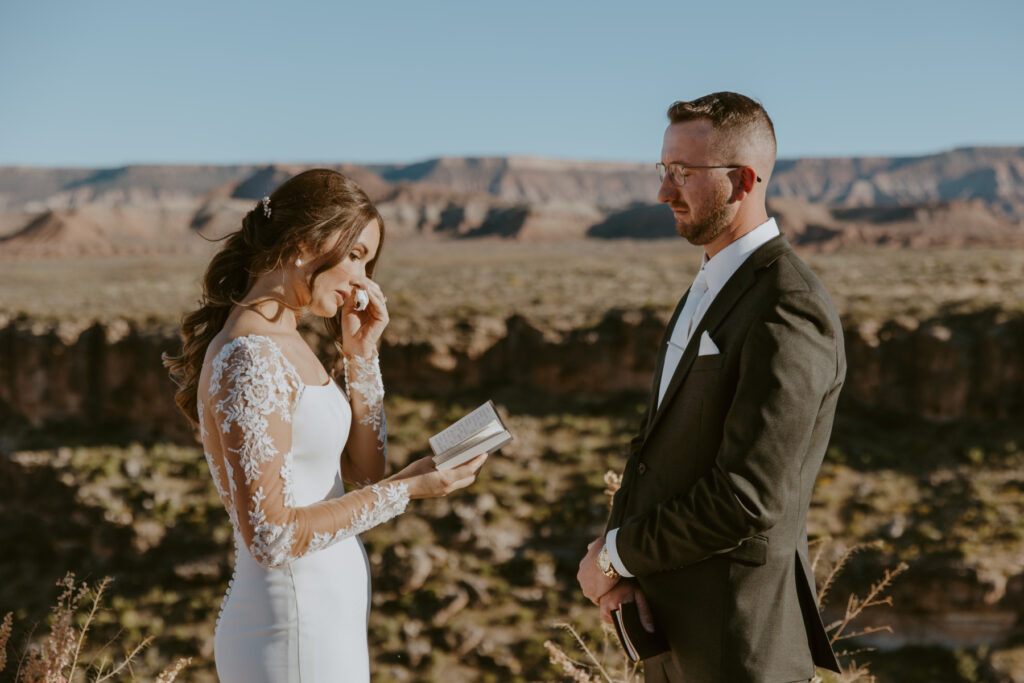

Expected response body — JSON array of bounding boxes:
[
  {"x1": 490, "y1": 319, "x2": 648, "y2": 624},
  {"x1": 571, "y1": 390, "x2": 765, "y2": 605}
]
[{"x1": 599, "y1": 548, "x2": 610, "y2": 571}]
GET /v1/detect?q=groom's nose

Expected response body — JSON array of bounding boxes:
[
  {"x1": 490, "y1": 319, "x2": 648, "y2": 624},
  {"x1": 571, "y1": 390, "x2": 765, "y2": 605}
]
[{"x1": 657, "y1": 175, "x2": 678, "y2": 203}]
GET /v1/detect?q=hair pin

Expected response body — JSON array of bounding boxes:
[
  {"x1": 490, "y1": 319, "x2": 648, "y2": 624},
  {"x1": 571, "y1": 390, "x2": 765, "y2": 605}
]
[{"x1": 261, "y1": 196, "x2": 272, "y2": 218}]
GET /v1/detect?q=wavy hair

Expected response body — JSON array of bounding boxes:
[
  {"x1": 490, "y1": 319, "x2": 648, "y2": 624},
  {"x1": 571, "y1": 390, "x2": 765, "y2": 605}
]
[{"x1": 163, "y1": 169, "x2": 385, "y2": 427}]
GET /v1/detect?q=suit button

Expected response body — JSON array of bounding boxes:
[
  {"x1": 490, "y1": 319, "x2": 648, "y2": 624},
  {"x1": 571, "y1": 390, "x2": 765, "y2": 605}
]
[{"x1": 637, "y1": 463, "x2": 647, "y2": 475}]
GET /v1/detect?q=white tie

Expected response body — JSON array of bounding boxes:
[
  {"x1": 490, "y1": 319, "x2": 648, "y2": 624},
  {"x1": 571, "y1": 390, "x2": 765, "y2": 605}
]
[
  {"x1": 685, "y1": 269, "x2": 710, "y2": 340},
  {"x1": 657, "y1": 268, "x2": 709, "y2": 407}
]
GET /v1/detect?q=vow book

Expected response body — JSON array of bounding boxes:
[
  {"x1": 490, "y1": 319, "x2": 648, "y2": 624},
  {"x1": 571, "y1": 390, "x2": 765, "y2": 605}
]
[
  {"x1": 611, "y1": 601, "x2": 669, "y2": 662},
  {"x1": 429, "y1": 400, "x2": 512, "y2": 470}
]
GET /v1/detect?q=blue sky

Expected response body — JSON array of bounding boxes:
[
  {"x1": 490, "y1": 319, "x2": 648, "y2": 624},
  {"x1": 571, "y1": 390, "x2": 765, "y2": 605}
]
[{"x1": 1, "y1": 0, "x2": 1021, "y2": 167}]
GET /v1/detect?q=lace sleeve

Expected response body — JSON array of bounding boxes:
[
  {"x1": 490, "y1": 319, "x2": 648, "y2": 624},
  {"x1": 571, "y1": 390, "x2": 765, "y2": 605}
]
[
  {"x1": 343, "y1": 352, "x2": 387, "y2": 453},
  {"x1": 209, "y1": 336, "x2": 408, "y2": 569}
]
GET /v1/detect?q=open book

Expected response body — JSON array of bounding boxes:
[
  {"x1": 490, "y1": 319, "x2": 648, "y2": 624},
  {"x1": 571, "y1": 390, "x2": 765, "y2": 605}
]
[{"x1": 429, "y1": 400, "x2": 513, "y2": 470}]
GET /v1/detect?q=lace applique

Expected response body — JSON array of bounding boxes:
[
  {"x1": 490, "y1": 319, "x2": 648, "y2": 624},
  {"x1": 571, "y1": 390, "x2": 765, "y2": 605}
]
[
  {"x1": 198, "y1": 400, "x2": 237, "y2": 526},
  {"x1": 204, "y1": 450, "x2": 230, "y2": 502},
  {"x1": 306, "y1": 482, "x2": 410, "y2": 554},
  {"x1": 198, "y1": 401, "x2": 210, "y2": 440},
  {"x1": 211, "y1": 336, "x2": 303, "y2": 484},
  {"x1": 223, "y1": 457, "x2": 237, "y2": 495},
  {"x1": 344, "y1": 352, "x2": 386, "y2": 450},
  {"x1": 280, "y1": 452, "x2": 296, "y2": 507},
  {"x1": 220, "y1": 460, "x2": 240, "y2": 527},
  {"x1": 248, "y1": 486, "x2": 298, "y2": 568}
]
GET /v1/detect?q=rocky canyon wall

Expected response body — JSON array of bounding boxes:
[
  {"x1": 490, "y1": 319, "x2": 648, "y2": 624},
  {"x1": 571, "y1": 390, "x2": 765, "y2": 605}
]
[{"x1": 2, "y1": 308, "x2": 1021, "y2": 443}]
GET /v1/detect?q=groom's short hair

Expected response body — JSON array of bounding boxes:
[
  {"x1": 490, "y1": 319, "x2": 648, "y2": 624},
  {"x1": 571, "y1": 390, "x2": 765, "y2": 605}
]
[{"x1": 668, "y1": 92, "x2": 777, "y2": 173}]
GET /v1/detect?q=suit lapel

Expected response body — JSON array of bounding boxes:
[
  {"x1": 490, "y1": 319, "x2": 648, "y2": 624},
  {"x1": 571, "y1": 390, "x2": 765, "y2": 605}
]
[{"x1": 644, "y1": 235, "x2": 793, "y2": 439}]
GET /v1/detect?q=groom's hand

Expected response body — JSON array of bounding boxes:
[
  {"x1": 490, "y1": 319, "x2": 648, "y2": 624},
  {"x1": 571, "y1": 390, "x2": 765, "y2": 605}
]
[
  {"x1": 599, "y1": 581, "x2": 655, "y2": 633},
  {"x1": 577, "y1": 537, "x2": 619, "y2": 604}
]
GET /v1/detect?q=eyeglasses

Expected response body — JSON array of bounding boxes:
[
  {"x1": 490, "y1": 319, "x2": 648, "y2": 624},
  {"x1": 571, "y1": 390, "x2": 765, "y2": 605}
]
[{"x1": 656, "y1": 162, "x2": 762, "y2": 186}]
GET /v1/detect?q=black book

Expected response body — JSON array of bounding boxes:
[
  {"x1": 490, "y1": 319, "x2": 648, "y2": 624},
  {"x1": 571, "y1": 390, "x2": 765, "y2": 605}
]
[{"x1": 611, "y1": 600, "x2": 669, "y2": 662}]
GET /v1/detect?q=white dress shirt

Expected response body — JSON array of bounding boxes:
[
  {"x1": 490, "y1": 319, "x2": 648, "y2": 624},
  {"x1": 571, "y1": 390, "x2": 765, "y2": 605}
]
[{"x1": 606, "y1": 218, "x2": 780, "y2": 578}]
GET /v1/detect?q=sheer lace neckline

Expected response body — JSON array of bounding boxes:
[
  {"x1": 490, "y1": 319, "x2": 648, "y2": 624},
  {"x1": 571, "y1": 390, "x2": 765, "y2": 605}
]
[{"x1": 215, "y1": 334, "x2": 333, "y2": 389}]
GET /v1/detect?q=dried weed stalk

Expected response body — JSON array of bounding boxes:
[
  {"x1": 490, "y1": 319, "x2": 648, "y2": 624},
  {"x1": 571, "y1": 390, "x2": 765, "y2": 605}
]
[
  {"x1": 826, "y1": 562, "x2": 909, "y2": 644},
  {"x1": 544, "y1": 638, "x2": 602, "y2": 683},
  {"x1": 815, "y1": 538, "x2": 881, "y2": 609},
  {"x1": 812, "y1": 538, "x2": 909, "y2": 683},
  {"x1": 0, "y1": 611, "x2": 12, "y2": 673},
  {"x1": 545, "y1": 621, "x2": 640, "y2": 683},
  {"x1": 154, "y1": 657, "x2": 193, "y2": 683},
  {"x1": 543, "y1": 472, "x2": 641, "y2": 681},
  {"x1": 602, "y1": 471, "x2": 622, "y2": 501},
  {"x1": 0, "y1": 572, "x2": 189, "y2": 683}
]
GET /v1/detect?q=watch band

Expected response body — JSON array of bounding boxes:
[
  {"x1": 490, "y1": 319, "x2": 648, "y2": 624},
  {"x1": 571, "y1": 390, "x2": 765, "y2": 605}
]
[{"x1": 598, "y1": 546, "x2": 619, "y2": 579}]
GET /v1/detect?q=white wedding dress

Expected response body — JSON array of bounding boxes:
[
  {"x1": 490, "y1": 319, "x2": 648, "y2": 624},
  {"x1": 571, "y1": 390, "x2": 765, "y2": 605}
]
[{"x1": 197, "y1": 335, "x2": 409, "y2": 683}]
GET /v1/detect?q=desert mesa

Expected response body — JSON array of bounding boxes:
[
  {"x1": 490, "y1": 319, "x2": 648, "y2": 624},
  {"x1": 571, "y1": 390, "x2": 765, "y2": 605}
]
[{"x1": 1, "y1": 146, "x2": 1023, "y2": 257}]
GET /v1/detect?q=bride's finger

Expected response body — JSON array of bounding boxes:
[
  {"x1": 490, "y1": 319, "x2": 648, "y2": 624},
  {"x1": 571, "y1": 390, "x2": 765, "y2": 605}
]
[
  {"x1": 451, "y1": 475, "x2": 477, "y2": 490},
  {"x1": 340, "y1": 295, "x2": 361, "y2": 318},
  {"x1": 443, "y1": 455, "x2": 487, "y2": 489},
  {"x1": 356, "y1": 278, "x2": 385, "y2": 298},
  {"x1": 357, "y1": 284, "x2": 388, "y2": 320},
  {"x1": 453, "y1": 453, "x2": 488, "y2": 474},
  {"x1": 456, "y1": 466, "x2": 486, "y2": 486},
  {"x1": 367, "y1": 288, "x2": 388, "y2": 315},
  {"x1": 351, "y1": 277, "x2": 384, "y2": 303}
]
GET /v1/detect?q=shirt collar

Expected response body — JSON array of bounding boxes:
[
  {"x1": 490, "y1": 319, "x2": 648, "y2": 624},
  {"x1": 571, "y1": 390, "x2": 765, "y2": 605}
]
[{"x1": 701, "y1": 218, "x2": 780, "y2": 293}]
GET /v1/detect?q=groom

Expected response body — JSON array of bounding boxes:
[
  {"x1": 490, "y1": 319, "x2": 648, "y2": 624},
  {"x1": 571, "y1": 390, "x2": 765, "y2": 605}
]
[{"x1": 577, "y1": 92, "x2": 844, "y2": 682}]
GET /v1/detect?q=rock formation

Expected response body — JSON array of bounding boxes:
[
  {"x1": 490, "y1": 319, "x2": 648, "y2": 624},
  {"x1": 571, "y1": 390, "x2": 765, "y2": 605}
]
[
  {"x1": 3, "y1": 147, "x2": 1023, "y2": 257},
  {"x1": 3, "y1": 308, "x2": 1021, "y2": 444}
]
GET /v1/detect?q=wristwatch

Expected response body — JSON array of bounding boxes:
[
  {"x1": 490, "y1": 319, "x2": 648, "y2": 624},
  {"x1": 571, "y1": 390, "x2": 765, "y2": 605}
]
[{"x1": 598, "y1": 545, "x2": 619, "y2": 579}]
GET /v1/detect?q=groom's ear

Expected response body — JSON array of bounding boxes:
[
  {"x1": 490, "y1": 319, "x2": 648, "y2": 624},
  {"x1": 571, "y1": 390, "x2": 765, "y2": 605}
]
[{"x1": 729, "y1": 166, "x2": 760, "y2": 201}]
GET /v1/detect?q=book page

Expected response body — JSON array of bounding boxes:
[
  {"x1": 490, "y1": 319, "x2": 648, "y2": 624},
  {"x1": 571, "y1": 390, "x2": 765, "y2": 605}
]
[
  {"x1": 435, "y1": 430, "x2": 513, "y2": 470},
  {"x1": 613, "y1": 609, "x2": 638, "y2": 662},
  {"x1": 429, "y1": 401, "x2": 500, "y2": 456},
  {"x1": 440, "y1": 421, "x2": 505, "y2": 459}
]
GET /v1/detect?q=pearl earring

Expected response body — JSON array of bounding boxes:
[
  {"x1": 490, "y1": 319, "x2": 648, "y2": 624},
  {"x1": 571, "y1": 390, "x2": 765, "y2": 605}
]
[{"x1": 295, "y1": 257, "x2": 303, "y2": 267}]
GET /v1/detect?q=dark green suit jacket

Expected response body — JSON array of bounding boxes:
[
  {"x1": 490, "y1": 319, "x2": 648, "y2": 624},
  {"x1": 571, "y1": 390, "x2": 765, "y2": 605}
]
[{"x1": 607, "y1": 235, "x2": 844, "y2": 682}]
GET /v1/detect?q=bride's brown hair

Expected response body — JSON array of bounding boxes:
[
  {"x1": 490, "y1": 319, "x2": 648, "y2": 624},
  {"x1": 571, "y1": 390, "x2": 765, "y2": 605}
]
[{"x1": 164, "y1": 169, "x2": 385, "y2": 427}]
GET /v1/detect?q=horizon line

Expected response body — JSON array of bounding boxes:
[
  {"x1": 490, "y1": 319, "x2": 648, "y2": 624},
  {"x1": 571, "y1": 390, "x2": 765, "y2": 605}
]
[{"x1": 1, "y1": 143, "x2": 1022, "y2": 171}]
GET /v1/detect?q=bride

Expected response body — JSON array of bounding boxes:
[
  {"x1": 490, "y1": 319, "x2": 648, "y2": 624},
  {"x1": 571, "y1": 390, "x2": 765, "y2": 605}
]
[{"x1": 164, "y1": 169, "x2": 486, "y2": 682}]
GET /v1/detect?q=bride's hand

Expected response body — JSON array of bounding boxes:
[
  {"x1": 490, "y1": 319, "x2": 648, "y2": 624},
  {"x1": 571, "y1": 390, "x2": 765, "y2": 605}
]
[
  {"x1": 387, "y1": 453, "x2": 488, "y2": 499},
  {"x1": 341, "y1": 277, "x2": 388, "y2": 359}
]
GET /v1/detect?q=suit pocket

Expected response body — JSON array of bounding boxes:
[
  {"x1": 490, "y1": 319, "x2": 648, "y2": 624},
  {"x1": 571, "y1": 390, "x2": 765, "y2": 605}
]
[
  {"x1": 727, "y1": 534, "x2": 768, "y2": 566},
  {"x1": 691, "y1": 353, "x2": 725, "y2": 372}
]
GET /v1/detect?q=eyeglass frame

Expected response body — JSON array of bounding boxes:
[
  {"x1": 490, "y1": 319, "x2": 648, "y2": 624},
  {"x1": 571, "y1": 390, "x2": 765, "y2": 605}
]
[{"x1": 656, "y1": 162, "x2": 762, "y2": 186}]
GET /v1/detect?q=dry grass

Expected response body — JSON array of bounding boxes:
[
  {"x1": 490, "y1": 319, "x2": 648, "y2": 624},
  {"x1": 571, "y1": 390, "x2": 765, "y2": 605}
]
[
  {"x1": 0, "y1": 573, "x2": 189, "y2": 682},
  {"x1": 1, "y1": 243, "x2": 1022, "y2": 333},
  {"x1": 812, "y1": 540, "x2": 910, "y2": 683},
  {"x1": 544, "y1": 622, "x2": 639, "y2": 683},
  {"x1": 0, "y1": 612, "x2": 13, "y2": 674},
  {"x1": 545, "y1": 469, "x2": 636, "y2": 682}
]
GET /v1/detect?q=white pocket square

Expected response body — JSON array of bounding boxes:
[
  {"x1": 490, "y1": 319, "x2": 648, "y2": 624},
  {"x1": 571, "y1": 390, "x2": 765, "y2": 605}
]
[{"x1": 698, "y1": 331, "x2": 720, "y2": 356}]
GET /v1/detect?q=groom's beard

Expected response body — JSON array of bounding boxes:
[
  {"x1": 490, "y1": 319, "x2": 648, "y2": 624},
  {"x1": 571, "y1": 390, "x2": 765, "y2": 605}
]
[{"x1": 674, "y1": 186, "x2": 733, "y2": 246}]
